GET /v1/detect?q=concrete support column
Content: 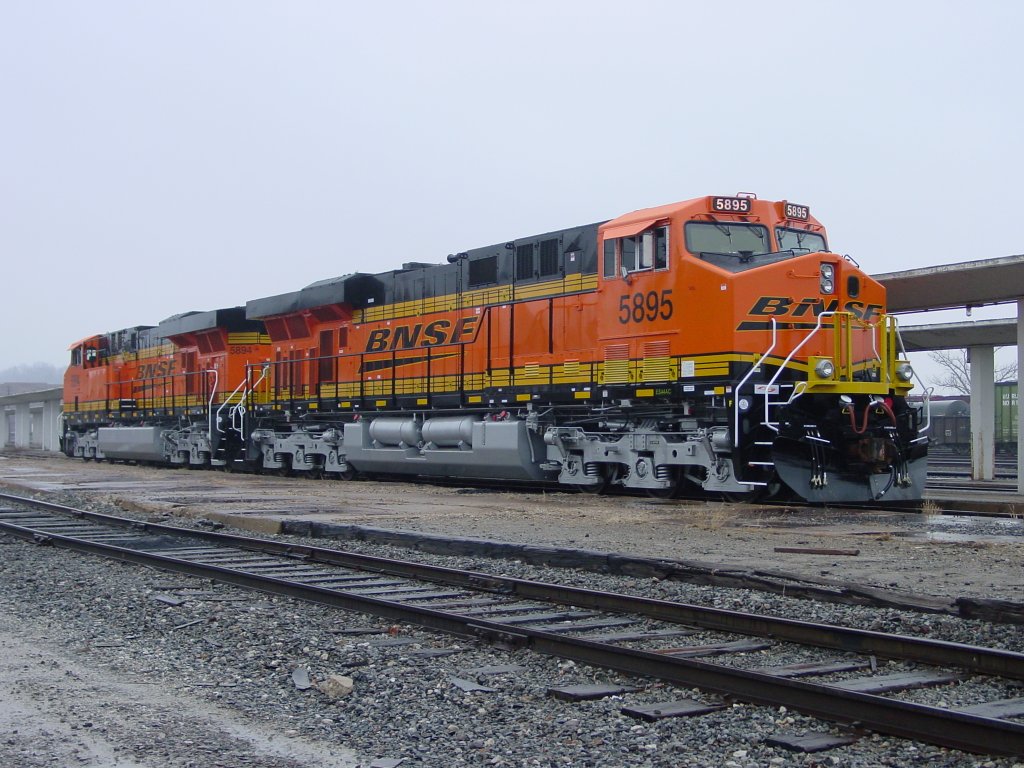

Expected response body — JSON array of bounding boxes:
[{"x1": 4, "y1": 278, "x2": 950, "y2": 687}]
[
  {"x1": 969, "y1": 345, "x2": 995, "y2": 481},
  {"x1": 43, "y1": 400, "x2": 61, "y2": 452},
  {"x1": 14, "y1": 404, "x2": 30, "y2": 448},
  {"x1": 1018, "y1": 299, "x2": 1023, "y2": 495}
]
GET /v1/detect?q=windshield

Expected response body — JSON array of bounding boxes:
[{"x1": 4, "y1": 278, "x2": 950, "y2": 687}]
[
  {"x1": 685, "y1": 222, "x2": 770, "y2": 255},
  {"x1": 684, "y1": 222, "x2": 797, "y2": 273},
  {"x1": 776, "y1": 227, "x2": 827, "y2": 254}
]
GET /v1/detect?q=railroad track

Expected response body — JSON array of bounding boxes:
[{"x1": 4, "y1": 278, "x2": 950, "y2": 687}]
[
  {"x1": 1, "y1": 492, "x2": 1024, "y2": 756},
  {"x1": 926, "y1": 480, "x2": 1021, "y2": 496}
]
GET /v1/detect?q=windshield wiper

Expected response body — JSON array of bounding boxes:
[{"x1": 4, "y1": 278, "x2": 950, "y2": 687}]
[
  {"x1": 758, "y1": 249, "x2": 798, "y2": 257},
  {"x1": 699, "y1": 250, "x2": 771, "y2": 262}
]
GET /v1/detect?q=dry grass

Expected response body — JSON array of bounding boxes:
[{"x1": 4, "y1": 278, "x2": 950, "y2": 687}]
[
  {"x1": 919, "y1": 499, "x2": 941, "y2": 516},
  {"x1": 686, "y1": 504, "x2": 743, "y2": 530}
]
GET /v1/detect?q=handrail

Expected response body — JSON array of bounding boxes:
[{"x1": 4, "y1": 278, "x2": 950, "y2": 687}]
[
  {"x1": 733, "y1": 318, "x2": 777, "y2": 446},
  {"x1": 205, "y1": 369, "x2": 219, "y2": 439},
  {"x1": 215, "y1": 365, "x2": 261, "y2": 435},
  {"x1": 914, "y1": 386, "x2": 934, "y2": 438},
  {"x1": 893, "y1": 322, "x2": 932, "y2": 436},
  {"x1": 226, "y1": 364, "x2": 270, "y2": 436},
  {"x1": 762, "y1": 312, "x2": 837, "y2": 431},
  {"x1": 760, "y1": 311, "x2": 915, "y2": 434}
]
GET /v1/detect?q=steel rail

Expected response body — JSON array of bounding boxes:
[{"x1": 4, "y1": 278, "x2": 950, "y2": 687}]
[
  {"x1": 2, "y1": 495, "x2": 1024, "y2": 754},
  {"x1": 1, "y1": 492, "x2": 1020, "y2": 680},
  {"x1": 2, "y1": 493, "x2": 1022, "y2": 672}
]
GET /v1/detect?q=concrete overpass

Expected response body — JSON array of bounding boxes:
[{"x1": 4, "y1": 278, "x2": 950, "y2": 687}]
[{"x1": 876, "y1": 254, "x2": 1023, "y2": 492}]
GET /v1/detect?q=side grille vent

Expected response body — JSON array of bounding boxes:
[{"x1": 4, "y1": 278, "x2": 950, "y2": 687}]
[{"x1": 603, "y1": 344, "x2": 630, "y2": 384}]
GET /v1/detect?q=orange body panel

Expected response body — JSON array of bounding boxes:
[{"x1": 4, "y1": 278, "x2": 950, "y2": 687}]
[{"x1": 63, "y1": 330, "x2": 271, "y2": 425}]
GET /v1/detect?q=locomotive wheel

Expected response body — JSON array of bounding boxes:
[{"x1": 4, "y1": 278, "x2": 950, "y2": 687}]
[
  {"x1": 760, "y1": 474, "x2": 794, "y2": 502},
  {"x1": 721, "y1": 474, "x2": 789, "y2": 503},
  {"x1": 645, "y1": 486, "x2": 677, "y2": 499},
  {"x1": 721, "y1": 488, "x2": 760, "y2": 503},
  {"x1": 576, "y1": 464, "x2": 620, "y2": 495},
  {"x1": 577, "y1": 477, "x2": 607, "y2": 495},
  {"x1": 645, "y1": 469, "x2": 680, "y2": 499},
  {"x1": 334, "y1": 466, "x2": 357, "y2": 481}
]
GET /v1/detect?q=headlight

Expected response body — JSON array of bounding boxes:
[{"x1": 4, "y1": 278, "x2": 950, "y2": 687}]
[
  {"x1": 814, "y1": 358, "x2": 835, "y2": 379},
  {"x1": 896, "y1": 362, "x2": 914, "y2": 382},
  {"x1": 820, "y1": 263, "x2": 835, "y2": 294}
]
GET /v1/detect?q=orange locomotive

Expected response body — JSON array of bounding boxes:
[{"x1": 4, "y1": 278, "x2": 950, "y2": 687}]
[
  {"x1": 63, "y1": 308, "x2": 271, "y2": 466},
  {"x1": 228, "y1": 193, "x2": 926, "y2": 502}
]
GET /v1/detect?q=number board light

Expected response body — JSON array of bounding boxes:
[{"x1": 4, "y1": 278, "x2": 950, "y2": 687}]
[
  {"x1": 710, "y1": 196, "x2": 753, "y2": 214},
  {"x1": 783, "y1": 201, "x2": 810, "y2": 221}
]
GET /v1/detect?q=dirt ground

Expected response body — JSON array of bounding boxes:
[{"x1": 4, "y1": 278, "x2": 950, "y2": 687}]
[
  {"x1": 0, "y1": 615, "x2": 361, "y2": 768},
  {"x1": 2, "y1": 454, "x2": 1023, "y2": 603}
]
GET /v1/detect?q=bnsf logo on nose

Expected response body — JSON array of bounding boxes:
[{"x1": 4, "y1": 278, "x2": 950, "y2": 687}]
[{"x1": 748, "y1": 296, "x2": 882, "y2": 322}]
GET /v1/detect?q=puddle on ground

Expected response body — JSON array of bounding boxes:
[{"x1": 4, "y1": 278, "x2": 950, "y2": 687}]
[
  {"x1": 908, "y1": 514, "x2": 1024, "y2": 543},
  {"x1": 742, "y1": 508, "x2": 1024, "y2": 544}
]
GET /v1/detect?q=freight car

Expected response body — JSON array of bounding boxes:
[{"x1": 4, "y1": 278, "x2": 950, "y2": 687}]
[
  {"x1": 996, "y1": 381, "x2": 1019, "y2": 454},
  {"x1": 62, "y1": 194, "x2": 928, "y2": 503},
  {"x1": 927, "y1": 399, "x2": 971, "y2": 454},
  {"x1": 926, "y1": 384, "x2": 1019, "y2": 455}
]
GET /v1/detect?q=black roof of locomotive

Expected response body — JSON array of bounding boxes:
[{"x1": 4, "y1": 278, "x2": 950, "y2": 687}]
[
  {"x1": 245, "y1": 222, "x2": 602, "y2": 320},
  {"x1": 158, "y1": 306, "x2": 260, "y2": 338},
  {"x1": 246, "y1": 272, "x2": 389, "y2": 319}
]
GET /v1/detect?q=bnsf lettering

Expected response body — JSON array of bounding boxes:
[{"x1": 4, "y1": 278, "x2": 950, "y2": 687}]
[
  {"x1": 393, "y1": 324, "x2": 422, "y2": 349},
  {"x1": 423, "y1": 319, "x2": 449, "y2": 346},
  {"x1": 137, "y1": 360, "x2": 177, "y2": 378},
  {"x1": 364, "y1": 316, "x2": 480, "y2": 353},
  {"x1": 748, "y1": 296, "x2": 882, "y2": 322}
]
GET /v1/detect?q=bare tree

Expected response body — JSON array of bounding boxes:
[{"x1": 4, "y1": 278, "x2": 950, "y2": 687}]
[{"x1": 927, "y1": 348, "x2": 1018, "y2": 395}]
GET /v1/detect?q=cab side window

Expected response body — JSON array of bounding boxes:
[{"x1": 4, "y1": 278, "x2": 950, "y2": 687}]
[
  {"x1": 603, "y1": 240, "x2": 616, "y2": 277},
  {"x1": 602, "y1": 226, "x2": 669, "y2": 278}
]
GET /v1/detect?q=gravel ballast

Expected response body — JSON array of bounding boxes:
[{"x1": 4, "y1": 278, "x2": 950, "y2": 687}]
[{"x1": 2, "y1": 456, "x2": 1024, "y2": 767}]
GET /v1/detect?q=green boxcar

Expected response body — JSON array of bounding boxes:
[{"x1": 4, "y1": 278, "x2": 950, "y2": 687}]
[{"x1": 995, "y1": 381, "x2": 1019, "y2": 455}]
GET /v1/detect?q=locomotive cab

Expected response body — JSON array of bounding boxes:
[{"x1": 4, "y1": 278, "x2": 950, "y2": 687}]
[{"x1": 594, "y1": 195, "x2": 924, "y2": 501}]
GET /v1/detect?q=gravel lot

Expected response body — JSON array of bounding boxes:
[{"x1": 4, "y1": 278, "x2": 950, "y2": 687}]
[{"x1": 2, "y1": 454, "x2": 1023, "y2": 767}]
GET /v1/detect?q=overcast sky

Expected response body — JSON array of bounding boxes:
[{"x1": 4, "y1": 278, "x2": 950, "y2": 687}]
[{"x1": 1, "y1": 1, "x2": 1020, "y2": 388}]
